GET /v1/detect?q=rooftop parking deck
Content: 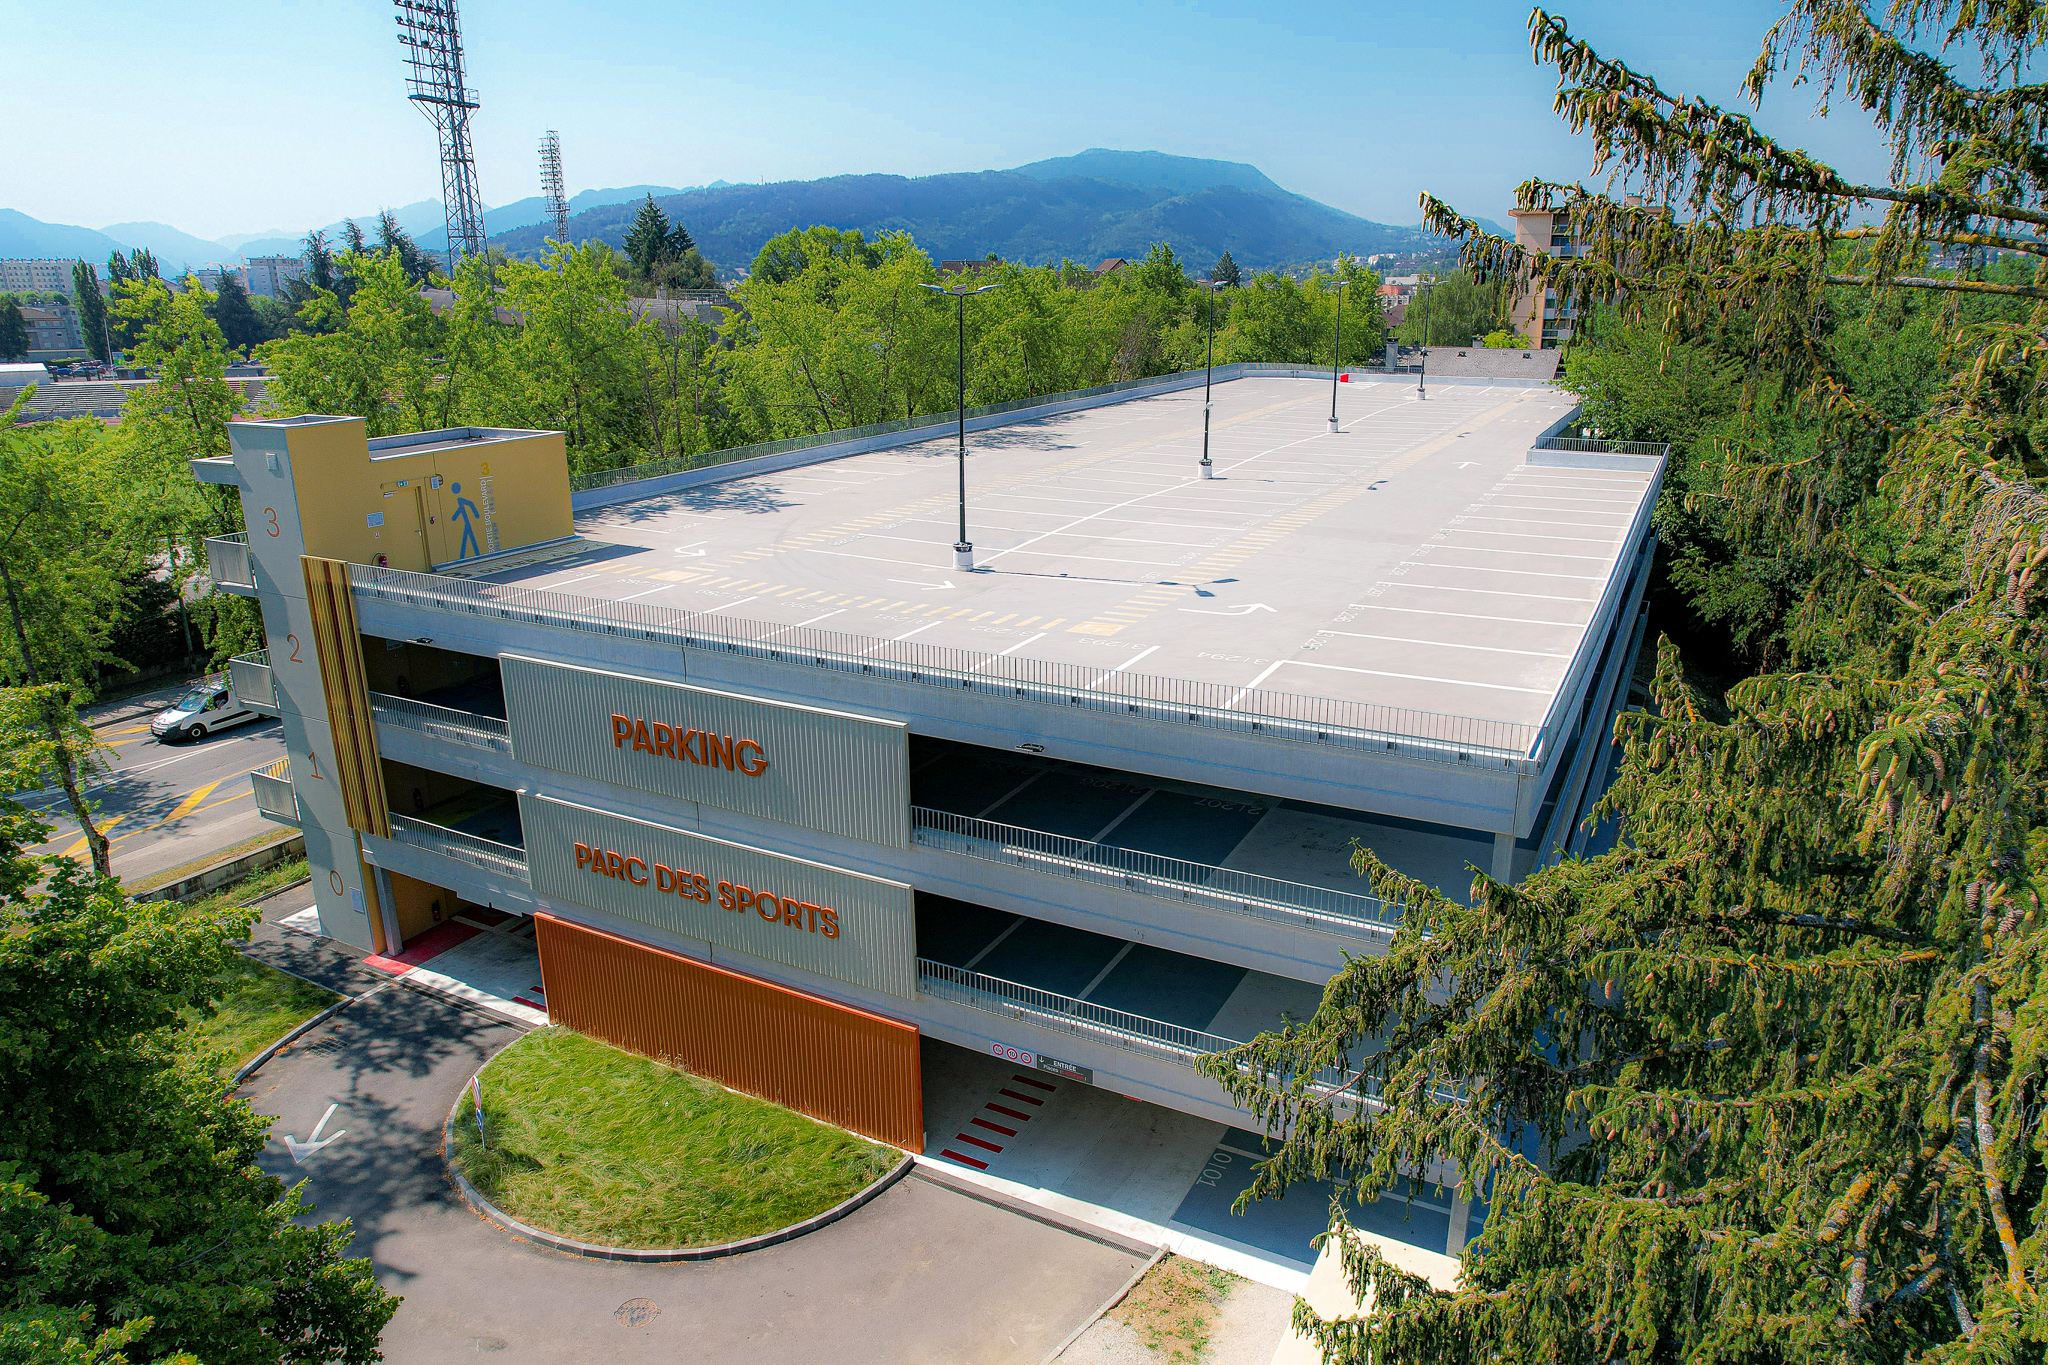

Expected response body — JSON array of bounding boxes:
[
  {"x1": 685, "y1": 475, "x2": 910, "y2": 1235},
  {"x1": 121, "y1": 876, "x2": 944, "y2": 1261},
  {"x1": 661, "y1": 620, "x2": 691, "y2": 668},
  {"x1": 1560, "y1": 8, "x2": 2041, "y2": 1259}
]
[{"x1": 463, "y1": 378, "x2": 1646, "y2": 749}]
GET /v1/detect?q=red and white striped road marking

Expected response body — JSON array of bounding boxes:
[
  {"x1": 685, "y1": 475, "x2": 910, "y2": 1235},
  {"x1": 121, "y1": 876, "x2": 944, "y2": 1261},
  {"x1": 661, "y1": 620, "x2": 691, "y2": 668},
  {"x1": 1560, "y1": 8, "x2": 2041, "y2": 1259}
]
[{"x1": 939, "y1": 1073, "x2": 1058, "y2": 1169}]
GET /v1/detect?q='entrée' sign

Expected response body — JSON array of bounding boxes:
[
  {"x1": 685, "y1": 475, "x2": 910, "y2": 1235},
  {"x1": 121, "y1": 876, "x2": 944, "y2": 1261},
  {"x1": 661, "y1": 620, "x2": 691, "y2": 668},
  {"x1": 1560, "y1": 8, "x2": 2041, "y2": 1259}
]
[
  {"x1": 502, "y1": 656, "x2": 909, "y2": 848},
  {"x1": 522, "y1": 794, "x2": 914, "y2": 997}
]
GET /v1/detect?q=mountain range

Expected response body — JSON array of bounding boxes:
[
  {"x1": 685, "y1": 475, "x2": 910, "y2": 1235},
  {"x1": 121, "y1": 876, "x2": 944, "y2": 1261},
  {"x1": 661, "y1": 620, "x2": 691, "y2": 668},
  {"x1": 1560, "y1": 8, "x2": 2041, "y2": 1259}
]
[
  {"x1": 0, "y1": 185, "x2": 692, "y2": 275},
  {"x1": 492, "y1": 151, "x2": 1498, "y2": 274},
  {"x1": 5, "y1": 150, "x2": 1498, "y2": 282}
]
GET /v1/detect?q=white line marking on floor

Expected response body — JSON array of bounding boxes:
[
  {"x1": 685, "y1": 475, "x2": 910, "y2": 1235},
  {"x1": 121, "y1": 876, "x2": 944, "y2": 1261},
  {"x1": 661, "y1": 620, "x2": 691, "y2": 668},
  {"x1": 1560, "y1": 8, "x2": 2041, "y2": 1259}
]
[
  {"x1": 1315, "y1": 629, "x2": 1572, "y2": 657},
  {"x1": 1275, "y1": 659, "x2": 1553, "y2": 693}
]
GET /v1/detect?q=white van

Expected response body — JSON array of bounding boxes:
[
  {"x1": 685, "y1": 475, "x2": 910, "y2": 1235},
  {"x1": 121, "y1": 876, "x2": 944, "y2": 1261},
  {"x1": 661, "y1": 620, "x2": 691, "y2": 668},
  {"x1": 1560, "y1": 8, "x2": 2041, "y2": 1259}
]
[{"x1": 150, "y1": 679, "x2": 264, "y2": 743}]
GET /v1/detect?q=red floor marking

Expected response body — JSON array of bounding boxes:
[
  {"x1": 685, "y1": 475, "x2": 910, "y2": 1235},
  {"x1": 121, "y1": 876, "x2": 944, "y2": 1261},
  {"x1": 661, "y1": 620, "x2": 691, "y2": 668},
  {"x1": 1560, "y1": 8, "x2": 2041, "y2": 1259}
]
[
  {"x1": 1009, "y1": 1073, "x2": 1057, "y2": 1091},
  {"x1": 363, "y1": 920, "x2": 479, "y2": 974},
  {"x1": 512, "y1": 996, "x2": 548, "y2": 1011},
  {"x1": 985, "y1": 1102, "x2": 1032, "y2": 1122},
  {"x1": 997, "y1": 1088, "x2": 1045, "y2": 1106},
  {"x1": 971, "y1": 1117, "x2": 1018, "y2": 1137},
  {"x1": 953, "y1": 1132, "x2": 1003, "y2": 1154},
  {"x1": 940, "y1": 1149, "x2": 990, "y2": 1169}
]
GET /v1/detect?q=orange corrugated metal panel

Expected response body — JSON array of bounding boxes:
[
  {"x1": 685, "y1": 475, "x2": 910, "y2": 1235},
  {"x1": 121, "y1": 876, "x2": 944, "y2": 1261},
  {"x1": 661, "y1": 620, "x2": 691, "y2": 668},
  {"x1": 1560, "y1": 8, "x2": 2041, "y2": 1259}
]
[{"x1": 534, "y1": 914, "x2": 922, "y2": 1150}]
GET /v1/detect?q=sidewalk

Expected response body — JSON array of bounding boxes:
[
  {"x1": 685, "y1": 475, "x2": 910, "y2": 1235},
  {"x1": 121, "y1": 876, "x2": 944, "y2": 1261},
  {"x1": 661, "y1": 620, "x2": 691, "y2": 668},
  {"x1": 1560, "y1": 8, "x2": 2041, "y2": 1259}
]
[{"x1": 250, "y1": 889, "x2": 547, "y2": 1029}]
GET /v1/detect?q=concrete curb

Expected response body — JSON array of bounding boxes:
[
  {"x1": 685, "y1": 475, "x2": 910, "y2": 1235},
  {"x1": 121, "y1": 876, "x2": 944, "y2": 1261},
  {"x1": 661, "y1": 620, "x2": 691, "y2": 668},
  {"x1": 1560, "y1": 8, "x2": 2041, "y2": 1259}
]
[
  {"x1": 132, "y1": 833, "x2": 306, "y2": 903},
  {"x1": 1038, "y1": 1245, "x2": 1169, "y2": 1365},
  {"x1": 908, "y1": 1160, "x2": 1161, "y2": 1258},
  {"x1": 439, "y1": 1062, "x2": 916, "y2": 1263},
  {"x1": 229, "y1": 988, "x2": 362, "y2": 1088}
]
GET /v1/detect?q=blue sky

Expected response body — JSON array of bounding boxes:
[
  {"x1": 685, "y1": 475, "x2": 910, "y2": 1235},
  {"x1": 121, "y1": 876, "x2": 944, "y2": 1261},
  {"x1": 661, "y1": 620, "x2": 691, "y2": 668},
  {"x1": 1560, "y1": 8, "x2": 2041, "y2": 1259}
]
[{"x1": 14, "y1": 0, "x2": 1895, "y2": 241}]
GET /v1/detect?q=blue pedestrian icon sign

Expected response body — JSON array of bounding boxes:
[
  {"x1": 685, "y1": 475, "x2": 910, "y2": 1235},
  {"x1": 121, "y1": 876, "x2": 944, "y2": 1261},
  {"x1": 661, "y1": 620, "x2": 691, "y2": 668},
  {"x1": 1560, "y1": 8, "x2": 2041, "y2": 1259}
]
[{"x1": 449, "y1": 481, "x2": 482, "y2": 559}]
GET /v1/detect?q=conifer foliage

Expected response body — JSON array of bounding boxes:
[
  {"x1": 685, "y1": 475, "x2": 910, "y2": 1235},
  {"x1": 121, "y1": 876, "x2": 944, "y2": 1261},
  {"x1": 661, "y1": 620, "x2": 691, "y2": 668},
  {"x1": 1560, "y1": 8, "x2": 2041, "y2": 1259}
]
[{"x1": 1203, "y1": 4, "x2": 2048, "y2": 1359}]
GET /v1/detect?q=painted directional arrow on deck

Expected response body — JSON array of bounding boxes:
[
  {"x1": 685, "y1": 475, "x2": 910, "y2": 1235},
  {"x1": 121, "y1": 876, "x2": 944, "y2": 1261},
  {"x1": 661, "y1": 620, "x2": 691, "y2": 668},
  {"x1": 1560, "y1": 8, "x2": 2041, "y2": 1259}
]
[
  {"x1": 1179, "y1": 603, "x2": 1276, "y2": 616},
  {"x1": 889, "y1": 579, "x2": 956, "y2": 590},
  {"x1": 283, "y1": 1104, "x2": 347, "y2": 1163}
]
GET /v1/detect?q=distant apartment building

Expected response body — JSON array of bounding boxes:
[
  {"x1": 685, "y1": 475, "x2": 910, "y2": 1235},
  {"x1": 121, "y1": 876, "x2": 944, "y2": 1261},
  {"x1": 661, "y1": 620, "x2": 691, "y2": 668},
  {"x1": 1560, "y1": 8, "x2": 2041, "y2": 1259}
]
[
  {"x1": 21, "y1": 302, "x2": 83, "y2": 353},
  {"x1": 243, "y1": 255, "x2": 305, "y2": 299},
  {"x1": 1505, "y1": 207, "x2": 1576, "y2": 348},
  {"x1": 1, "y1": 259, "x2": 77, "y2": 293}
]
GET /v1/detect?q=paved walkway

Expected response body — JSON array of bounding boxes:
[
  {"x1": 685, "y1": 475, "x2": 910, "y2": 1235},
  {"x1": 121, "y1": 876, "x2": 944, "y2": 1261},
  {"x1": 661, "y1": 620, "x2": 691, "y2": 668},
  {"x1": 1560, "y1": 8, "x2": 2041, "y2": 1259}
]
[{"x1": 238, "y1": 890, "x2": 1147, "y2": 1364}]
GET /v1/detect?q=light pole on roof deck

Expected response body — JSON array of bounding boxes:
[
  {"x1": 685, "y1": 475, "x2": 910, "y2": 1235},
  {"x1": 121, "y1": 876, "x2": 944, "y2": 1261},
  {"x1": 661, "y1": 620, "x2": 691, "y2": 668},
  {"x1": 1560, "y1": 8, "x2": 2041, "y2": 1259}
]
[
  {"x1": 1326, "y1": 262, "x2": 1348, "y2": 433},
  {"x1": 920, "y1": 277, "x2": 1002, "y2": 571},
  {"x1": 1196, "y1": 278, "x2": 1224, "y2": 479}
]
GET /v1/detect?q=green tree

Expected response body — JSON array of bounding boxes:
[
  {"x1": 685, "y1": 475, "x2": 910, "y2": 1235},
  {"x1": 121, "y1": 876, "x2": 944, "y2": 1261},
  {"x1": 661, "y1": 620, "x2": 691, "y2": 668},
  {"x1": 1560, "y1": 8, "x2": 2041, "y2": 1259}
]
[
  {"x1": 749, "y1": 225, "x2": 881, "y2": 285},
  {"x1": 1212, "y1": 251, "x2": 1242, "y2": 287},
  {"x1": 211, "y1": 269, "x2": 262, "y2": 353},
  {"x1": 0, "y1": 700, "x2": 399, "y2": 1359},
  {"x1": 1210, "y1": 7, "x2": 2048, "y2": 1363},
  {"x1": 0, "y1": 299, "x2": 25, "y2": 360},
  {"x1": 1394, "y1": 270, "x2": 1502, "y2": 347},
  {"x1": 623, "y1": 196, "x2": 677, "y2": 278},
  {"x1": 376, "y1": 210, "x2": 434, "y2": 285},
  {"x1": 0, "y1": 416, "x2": 133, "y2": 875},
  {"x1": 263, "y1": 250, "x2": 453, "y2": 436},
  {"x1": 71, "y1": 261, "x2": 108, "y2": 363},
  {"x1": 1479, "y1": 327, "x2": 1533, "y2": 348}
]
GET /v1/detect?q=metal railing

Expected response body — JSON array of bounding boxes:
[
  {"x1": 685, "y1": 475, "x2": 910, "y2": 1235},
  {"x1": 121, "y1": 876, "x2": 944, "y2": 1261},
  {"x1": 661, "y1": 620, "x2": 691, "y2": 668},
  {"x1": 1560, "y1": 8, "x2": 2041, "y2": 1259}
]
[
  {"x1": 347, "y1": 563, "x2": 1539, "y2": 765},
  {"x1": 1533, "y1": 436, "x2": 1671, "y2": 459},
  {"x1": 228, "y1": 649, "x2": 275, "y2": 712},
  {"x1": 917, "y1": 958, "x2": 1240, "y2": 1067},
  {"x1": 204, "y1": 533, "x2": 255, "y2": 591},
  {"x1": 386, "y1": 813, "x2": 531, "y2": 882},
  {"x1": 909, "y1": 806, "x2": 1401, "y2": 937},
  {"x1": 369, "y1": 692, "x2": 512, "y2": 752},
  {"x1": 250, "y1": 758, "x2": 298, "y2": 825}
]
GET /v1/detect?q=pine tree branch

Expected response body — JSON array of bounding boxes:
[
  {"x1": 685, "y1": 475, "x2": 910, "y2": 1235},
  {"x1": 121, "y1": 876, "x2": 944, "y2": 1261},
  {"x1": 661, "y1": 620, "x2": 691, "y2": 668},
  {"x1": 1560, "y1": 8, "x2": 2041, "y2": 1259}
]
[
  {"x1": 1832, "y1": 226, "x2": 2048, "y2": 258},
  {"x1": 1825, "y1": 273, "x2": 2048, "y2": 298},
  {"x1": 1712, "y1": 905, "x2": 1927, "y2": 944}
]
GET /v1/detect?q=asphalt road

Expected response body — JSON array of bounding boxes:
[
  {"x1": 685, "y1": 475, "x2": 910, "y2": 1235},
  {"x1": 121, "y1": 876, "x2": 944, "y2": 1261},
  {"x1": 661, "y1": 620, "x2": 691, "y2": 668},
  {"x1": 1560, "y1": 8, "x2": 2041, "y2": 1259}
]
[
  {"x1": 22, "y1": 680, "x2": 289, "y2": 886},
  {"x1": 238, "y1": 891, "x2": 1148, "y2": 1365}
]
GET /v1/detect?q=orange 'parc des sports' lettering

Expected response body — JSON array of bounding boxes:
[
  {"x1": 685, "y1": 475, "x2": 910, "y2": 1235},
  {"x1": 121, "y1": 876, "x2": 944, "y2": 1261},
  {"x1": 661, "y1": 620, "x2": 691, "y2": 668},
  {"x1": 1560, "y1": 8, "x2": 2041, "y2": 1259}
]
[
  {"x1": 572, "y1": 841, "x2": 840, "y2": 939},
  {"x1": 611, "y1": 713, "x2": 767, "y2": 776}
]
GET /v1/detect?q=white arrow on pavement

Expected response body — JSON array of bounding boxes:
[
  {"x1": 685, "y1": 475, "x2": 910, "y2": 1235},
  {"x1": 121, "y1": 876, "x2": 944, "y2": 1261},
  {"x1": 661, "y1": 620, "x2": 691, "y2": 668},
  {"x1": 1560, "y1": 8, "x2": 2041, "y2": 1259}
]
[
  {"x1": 888, "y1": 579, "x2": 956, "y2": 590},
  {"x1": 673, "y1": 548, "x2": 706, "y2": 557},
  {"x1": 283, "y1": 1103, "x2": 347, "y2": 1164},
  {"x1": 1179, "y1": 603, "x2": 1276, "y2": 616}
]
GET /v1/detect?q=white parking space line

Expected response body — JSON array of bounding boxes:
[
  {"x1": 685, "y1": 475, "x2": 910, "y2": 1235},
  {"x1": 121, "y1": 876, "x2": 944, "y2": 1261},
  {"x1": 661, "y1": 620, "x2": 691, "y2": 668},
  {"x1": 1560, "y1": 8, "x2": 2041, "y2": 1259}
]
[
  {"x1": 1426, "y1": 544, "x2": 1613, "y2": 561},
  {"x1": 1277, "y1": 659, "x2": 1553, "y2": 693},
  {"x1": 1448, "y1": 528, "x2": 1617, "y2": 544},
  {"x1": 1379, "y1": 582, "x2": 1596, "y2": 602},
  {"x1": 1315, "y1": 629, "x2": 1572, "y2": 657},
  {"x1": 1404, "y1": 562, "x2": 1608, "y2": 581},
  {"x1": 1457, "y1": 515, "x2": 1629, "y2": 530},
  {"x1": 1347, "y1": 603, "x2": 1590, "y2": 627}
]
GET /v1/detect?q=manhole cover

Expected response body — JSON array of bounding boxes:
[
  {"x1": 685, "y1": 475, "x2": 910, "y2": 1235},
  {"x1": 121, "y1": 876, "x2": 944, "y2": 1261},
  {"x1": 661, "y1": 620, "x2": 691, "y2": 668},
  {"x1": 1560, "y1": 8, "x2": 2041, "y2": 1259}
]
[{"x1": 615, "y1": 1298, "x2": 660, "y2": 1328}]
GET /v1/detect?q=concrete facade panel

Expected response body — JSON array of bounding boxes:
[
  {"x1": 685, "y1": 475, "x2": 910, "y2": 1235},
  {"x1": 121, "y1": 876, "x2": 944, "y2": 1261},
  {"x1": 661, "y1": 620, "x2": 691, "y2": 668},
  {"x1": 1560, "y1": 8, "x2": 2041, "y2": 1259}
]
[
  {"x1": 501, "y1": 654, "x2": 909, "y2": 847},
  {"x1": 521, "y1": 793, "x2": 917, "y2": 997}
]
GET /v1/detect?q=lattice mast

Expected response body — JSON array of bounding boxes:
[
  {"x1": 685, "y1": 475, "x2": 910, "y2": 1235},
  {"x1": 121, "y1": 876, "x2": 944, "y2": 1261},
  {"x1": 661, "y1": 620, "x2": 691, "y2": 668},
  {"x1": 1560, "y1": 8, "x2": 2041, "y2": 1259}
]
[
  {"x1": 539, "y1": 130, "x2": 568, "y2": 243},
  {"x1": 394, "y1": 0, "x2": 486, "y2": 267}
]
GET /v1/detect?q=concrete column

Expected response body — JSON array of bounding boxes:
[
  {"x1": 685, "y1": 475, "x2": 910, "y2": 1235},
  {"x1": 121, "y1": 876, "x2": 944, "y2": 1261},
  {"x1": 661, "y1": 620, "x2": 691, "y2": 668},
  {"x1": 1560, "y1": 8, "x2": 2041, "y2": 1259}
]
[
  {"x1": 1491, "y1": 831, "x2": 1515, "y2": 883},
  {"x1": 1446, "y1": 1192, "x2": 1473, "y2": 1257}
]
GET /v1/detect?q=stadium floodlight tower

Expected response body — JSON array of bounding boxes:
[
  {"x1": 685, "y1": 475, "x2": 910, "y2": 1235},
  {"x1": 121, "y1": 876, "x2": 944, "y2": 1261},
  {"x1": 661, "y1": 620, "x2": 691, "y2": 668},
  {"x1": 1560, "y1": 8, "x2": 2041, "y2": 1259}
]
[
  {"x1": 394, "y1": 0, "x2": 487, "y2": 268},
  {"x1": 919, "y1": 278, "x2": 1002, "y2": 572},
  {"x1": 539, "y1": 130, "x2": 568, "y2": 243}
]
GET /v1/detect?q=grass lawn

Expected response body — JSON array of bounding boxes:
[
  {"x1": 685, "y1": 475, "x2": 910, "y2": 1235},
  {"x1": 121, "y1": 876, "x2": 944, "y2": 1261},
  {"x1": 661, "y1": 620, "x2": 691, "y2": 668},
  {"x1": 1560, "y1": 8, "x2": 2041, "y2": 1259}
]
[
  {"x1": 181, "y1": 955, "x2": 338, "y2": 1077},
  {"x1": 450, "y1": 1027, "x2": 900, "y2": 1249},
  {"x1": 173, "y1": 856, "x2": 337, "y2": 1077}
]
